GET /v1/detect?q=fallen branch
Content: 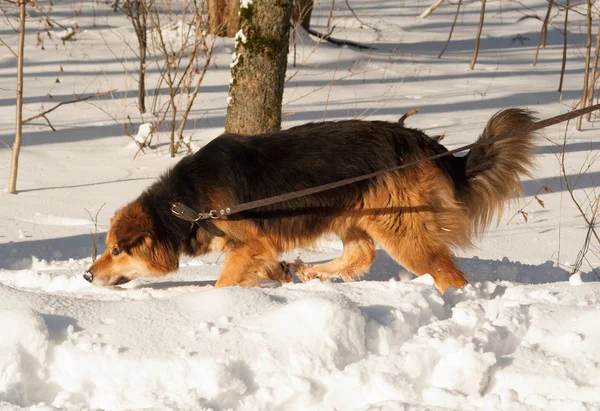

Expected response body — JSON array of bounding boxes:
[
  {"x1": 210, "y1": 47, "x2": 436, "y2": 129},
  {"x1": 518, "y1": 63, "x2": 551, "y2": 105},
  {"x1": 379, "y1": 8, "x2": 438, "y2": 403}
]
[
  {"x1": 306, "y1": 26, "x2": 374, "y2": 50},
  {"x1": 22, "y1": 89, "x2": 116, "y2": 127}
]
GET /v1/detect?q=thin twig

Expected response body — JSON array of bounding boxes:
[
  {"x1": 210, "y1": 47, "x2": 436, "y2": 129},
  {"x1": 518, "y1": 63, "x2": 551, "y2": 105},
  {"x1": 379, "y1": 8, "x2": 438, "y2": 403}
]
[
  {"x1": 286, "y1": 31, "x2": 326, "y2": 84},
  {"x1": 587, "y1": 9, "x2": 600, "y2": 121},
  {"x1": 323, "y1": 47, "x2": 344, "y2": 120},
  {"x1": 40, "y1": 114, "x2": 56, "y2": 131},
  {"x1": 0, "y1": 37, "x2": 17, "y2": 58},
  {"x1": 559, "y1": 120, "x2": 600, "y2": 244},
  {"x1": 22, "y1": 89, "x2": 116, "y2": 126},
  {"x1": 558, "y1": 0, "x2": 569, "y2": 92},
  {"x1": 85, "y1": 204, "x2": 106, "y2": 263},
  {"x1": 533, "y1": 0, "x2": 553, "y2": 66},
  {"x1": 344, "y1": 0, "x2": 380, "y2": 33},
  {"x1": 438, "y1": 0, "x2": 462, "y2": 59},
  {"x1": 469, "y1": 0, "x2": 487, "y2": 70},
  {"x1": 326, "y1": 0, "x2": 336, "y2": 32},
  {"x1": 0, "y1": 139, "x2": 11, "y2": 150},
  {"x1": 576, "y1": 0, "x2": 593, "y2": 131},
  {"x1": 285, "y1": 67, "x2": 379, "y2": 105}
]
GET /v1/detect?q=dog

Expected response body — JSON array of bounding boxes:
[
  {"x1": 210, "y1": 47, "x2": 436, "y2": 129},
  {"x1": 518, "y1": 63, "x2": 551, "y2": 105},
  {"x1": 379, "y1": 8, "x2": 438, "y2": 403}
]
[{"x1": 84, "y1": 109, "x2": 537, "y2": 293}]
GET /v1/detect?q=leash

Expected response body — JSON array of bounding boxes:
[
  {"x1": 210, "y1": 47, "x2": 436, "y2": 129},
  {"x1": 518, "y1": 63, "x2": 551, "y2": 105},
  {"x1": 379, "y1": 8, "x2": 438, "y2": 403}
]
[{"x1": 171, "y1": 104, "x2": 600, "y2": 224}]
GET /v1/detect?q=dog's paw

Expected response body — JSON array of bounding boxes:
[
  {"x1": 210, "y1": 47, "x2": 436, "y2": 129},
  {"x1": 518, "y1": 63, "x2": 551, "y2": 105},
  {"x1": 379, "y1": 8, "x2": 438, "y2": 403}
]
[
  {"x1": 281, "y1": 259, "x2": 314, "y2": 282},
  {"x1": 257, "y1": 279, "x2": 282, "y2": 288},
  {"x1": 297, "y1": 265, "x2": 315, "y2": 283}
]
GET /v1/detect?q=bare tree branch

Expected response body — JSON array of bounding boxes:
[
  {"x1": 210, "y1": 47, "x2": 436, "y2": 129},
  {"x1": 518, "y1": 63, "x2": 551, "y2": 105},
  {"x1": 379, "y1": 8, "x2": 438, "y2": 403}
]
[
  {"x1": 420, "y1": 0, "x2": 444, "y2": 19},
  {"x1": 469, "y1": 0, "x2": 487, "y2": 70},
  {"x1": 558, "y1": 0, "x2": 570, "y2": 92},
  {"x1": 439, "y1": 0, "x2": 462, "y2": 59},
  {"x1": 344, "y1": 0, "x2": 380, "y2": 33},
  {"x1": 22, "y1": 89, "x2": 117, "y2": 127},
  {"x1": 0, "y1": 139, "x2": 11, "y2": 150},
  {"x1": 576, "y1": 0, "x2": 593, "y2": 130},
  {"x1": 533, "y1": 0, "x2": 553, "y2": 66},
  {"x1": 85, "y1": 204, "x2": 106, "y2": 263},
  {"x1": 0, "y1": 37, "x2": 17, "y2": 58}
]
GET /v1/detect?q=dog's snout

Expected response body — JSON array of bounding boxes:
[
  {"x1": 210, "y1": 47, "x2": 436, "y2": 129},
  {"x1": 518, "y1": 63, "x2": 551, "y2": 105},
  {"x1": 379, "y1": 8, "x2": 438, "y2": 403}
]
[{"x1": 83, "y1": 270, "x2": 93, "y2": 283}]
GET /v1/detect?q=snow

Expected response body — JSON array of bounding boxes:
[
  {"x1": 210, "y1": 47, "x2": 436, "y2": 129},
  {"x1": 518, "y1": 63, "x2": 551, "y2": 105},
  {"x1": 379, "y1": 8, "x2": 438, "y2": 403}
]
[
  {"x1": 134, "y1": 123, "x2": 153, "y2": 146},
  {"x1": 235, "y1": 29, "x2": 247, "y2": 45},
  {"x1": 1, "y1": 0, "x2": 600, "y2": 410},
  {"x1": 1, "y1": 273, "x2": 599, "y2": 410},
  {"x1": 230, "y1": 51, "x2": 241, "y2": 68}
]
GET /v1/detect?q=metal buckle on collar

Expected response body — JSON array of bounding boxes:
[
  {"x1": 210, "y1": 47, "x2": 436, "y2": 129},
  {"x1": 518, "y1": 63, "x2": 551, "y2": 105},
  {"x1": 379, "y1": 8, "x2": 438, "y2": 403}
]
[
  {"x1": 170, "y1": 202, "x2": 187, "y2": 217},
  {"x1": 170, "y1": 202, "x2": 224, "y2": 237},
  {"x1": 194, "y1": 210, "x2": 219, "y2": 221},
  {"x1": 170, "y1": 202, "x2": 219, "y2": 221}
]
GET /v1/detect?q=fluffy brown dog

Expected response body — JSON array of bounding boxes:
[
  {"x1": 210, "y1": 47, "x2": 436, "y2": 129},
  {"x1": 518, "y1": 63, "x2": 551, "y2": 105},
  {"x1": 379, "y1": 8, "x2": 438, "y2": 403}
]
[{"x1": 84, "y1": 109, "x2": 537, "y2": 292}]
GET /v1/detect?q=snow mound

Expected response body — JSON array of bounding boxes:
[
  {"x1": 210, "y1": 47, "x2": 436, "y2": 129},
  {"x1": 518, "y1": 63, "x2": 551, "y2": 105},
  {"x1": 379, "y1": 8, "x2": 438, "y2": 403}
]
[
  {"x1": 0, "y1": 309, "x2": 50, "y2": 406},
  {"x1": 1, "y1": 271, "x2": 598, "y2": 410}
]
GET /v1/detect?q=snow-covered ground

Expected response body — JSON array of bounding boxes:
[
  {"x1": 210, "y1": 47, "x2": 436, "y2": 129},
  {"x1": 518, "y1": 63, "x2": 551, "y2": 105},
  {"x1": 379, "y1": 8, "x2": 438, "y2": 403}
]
[{"x1": 1, "y1": 1, "x2": 600, "y2": 410}]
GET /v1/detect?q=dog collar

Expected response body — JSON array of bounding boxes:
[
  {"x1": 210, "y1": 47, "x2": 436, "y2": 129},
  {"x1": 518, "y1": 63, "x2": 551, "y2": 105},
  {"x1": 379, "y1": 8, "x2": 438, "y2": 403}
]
[{"x1": 170, "y1": 202, "x2": 225, "y2": 237}]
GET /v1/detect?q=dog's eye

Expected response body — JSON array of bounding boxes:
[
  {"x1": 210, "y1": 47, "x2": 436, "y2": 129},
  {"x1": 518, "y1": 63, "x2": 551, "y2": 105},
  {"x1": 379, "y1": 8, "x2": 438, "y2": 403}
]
[{"x1": 111, "y1": 247, "x2": 122, "y2": 256}]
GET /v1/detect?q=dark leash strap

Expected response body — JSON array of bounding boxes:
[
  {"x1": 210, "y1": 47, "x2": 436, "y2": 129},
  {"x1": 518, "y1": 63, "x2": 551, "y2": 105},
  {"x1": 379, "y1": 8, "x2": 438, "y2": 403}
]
[{"x1": 172, "y1": 104, "x2": 600, "y2": 224}]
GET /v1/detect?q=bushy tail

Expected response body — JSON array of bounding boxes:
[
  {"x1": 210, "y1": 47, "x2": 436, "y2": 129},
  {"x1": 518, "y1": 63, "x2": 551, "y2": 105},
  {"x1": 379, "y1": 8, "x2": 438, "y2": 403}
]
[{"x1": 460, "y1": 109, "x2": 538, "y2": 235}]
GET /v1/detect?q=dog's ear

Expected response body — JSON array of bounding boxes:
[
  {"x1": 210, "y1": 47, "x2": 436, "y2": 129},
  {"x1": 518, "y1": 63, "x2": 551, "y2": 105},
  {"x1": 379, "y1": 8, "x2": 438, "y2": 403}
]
[
  {"x1": 116, "y1": 228, "x2": 151, "y2": 252},
  {"x1": 114, "y1": 203, "x2": 154, "y2": 252}
]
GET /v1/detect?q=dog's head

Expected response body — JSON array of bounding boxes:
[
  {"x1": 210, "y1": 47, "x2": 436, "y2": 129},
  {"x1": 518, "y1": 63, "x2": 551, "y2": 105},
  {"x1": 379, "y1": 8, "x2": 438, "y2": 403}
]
[{"x1": 84, "y1": 200, "x2": 178, "y2": 286}]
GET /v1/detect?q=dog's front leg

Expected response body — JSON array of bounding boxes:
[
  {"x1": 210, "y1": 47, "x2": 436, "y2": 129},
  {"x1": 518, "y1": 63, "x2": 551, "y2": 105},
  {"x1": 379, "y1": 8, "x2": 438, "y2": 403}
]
[{"x1": 215, "y1": 241, "x2": 289, "y2": 287}]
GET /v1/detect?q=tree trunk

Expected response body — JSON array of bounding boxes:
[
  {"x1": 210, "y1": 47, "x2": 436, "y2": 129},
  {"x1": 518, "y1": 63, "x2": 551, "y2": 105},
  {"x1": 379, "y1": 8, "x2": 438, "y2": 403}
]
[
  {"x1": 225, "y1": 0, "x2": 293, "y2": 135},
  {"x1": 8, "y1": 1, "x2": 26, "y2": 194},
  {"x1": 292, "y1": 0, "x2": 313, "y2": 31},
  {"x1": 207, "y1": 0, "x2": 240, "y2": 38}
]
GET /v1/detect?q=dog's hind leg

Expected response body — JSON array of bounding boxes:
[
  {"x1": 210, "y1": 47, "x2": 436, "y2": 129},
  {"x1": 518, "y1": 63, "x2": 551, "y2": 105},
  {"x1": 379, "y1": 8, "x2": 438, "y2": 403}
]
[
  {"x1": 215, "y1": 240, "x2": 291, "y2": 287},
  {"x1": 367, "y1": 224, "x2": 467, "y2": 293},
  {"x1": 291, "y1": 228, "x2": 376, "y2": 282}
]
